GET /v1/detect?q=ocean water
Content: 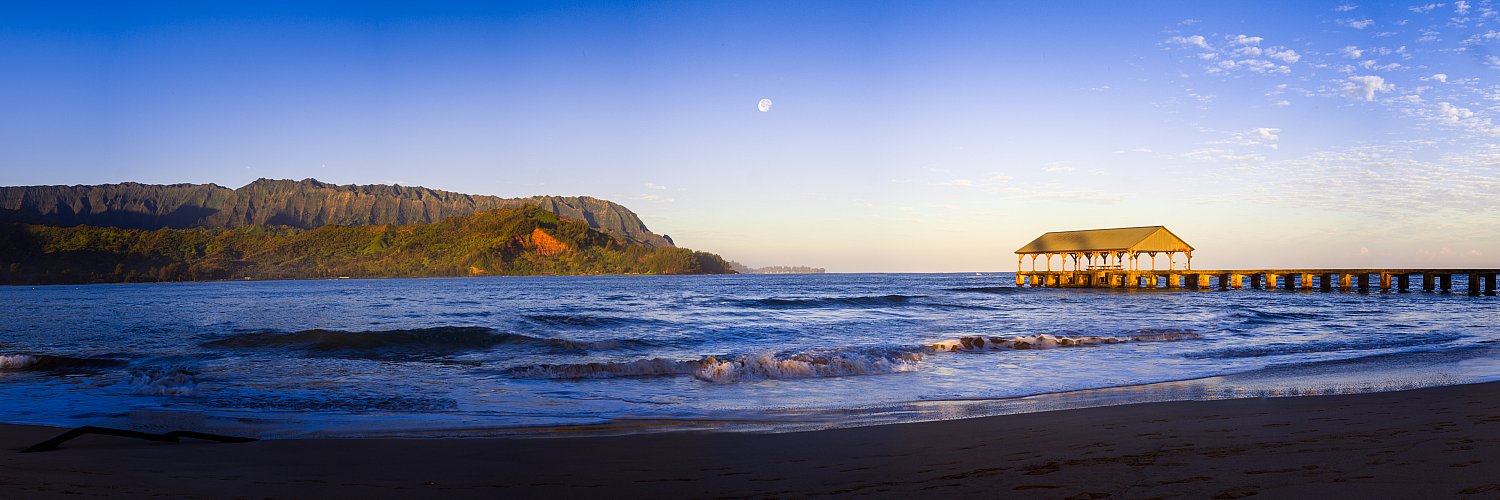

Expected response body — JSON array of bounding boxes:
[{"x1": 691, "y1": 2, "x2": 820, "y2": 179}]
[{"x1": 1, "y1": 273, "x2": 1497, "y2": 438}]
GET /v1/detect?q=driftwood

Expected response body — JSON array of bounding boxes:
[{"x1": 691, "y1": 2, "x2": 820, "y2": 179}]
[{"x1": 20, "y1": 426, "x2": 257, "y2": 453}]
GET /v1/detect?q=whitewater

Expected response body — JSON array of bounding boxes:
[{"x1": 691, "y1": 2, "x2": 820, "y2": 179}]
[{"x1": 1, "y1": 273, "x2": 1497, "y2": 437}]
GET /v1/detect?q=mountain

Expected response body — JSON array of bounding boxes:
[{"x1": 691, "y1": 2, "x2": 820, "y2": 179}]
[
  {"x1": 0, "y1": 178, "x2": 674, "y2": 248},
  {"x1": 0, "y1": 205, "x2": 731, "y2": 285}
]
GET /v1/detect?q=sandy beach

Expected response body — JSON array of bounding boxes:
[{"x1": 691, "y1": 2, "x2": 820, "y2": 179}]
[{"x1": 2, "y1": 382, "x2": 1497, "y2": 499}]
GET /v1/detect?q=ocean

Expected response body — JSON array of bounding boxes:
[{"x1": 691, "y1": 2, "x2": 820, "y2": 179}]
[{"x1": 2, "y1": 273, "x2": 1497, "y2": 438}]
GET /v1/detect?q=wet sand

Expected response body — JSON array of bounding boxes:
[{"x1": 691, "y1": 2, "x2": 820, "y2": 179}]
[{"x1": 4, "y1": 382, "x2": 1500, "y2": 499}]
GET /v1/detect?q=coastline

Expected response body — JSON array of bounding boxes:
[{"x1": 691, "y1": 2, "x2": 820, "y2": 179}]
[{"x1": 5, "y1": 381, "x2": 1498, "y2": 498}]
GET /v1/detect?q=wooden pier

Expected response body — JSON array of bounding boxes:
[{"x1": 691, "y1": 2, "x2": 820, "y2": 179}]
[
  {"x1": 1014, "y1": 269, "x2": 1500, "y2": 295},
  {"x1": 1013, "y1": 226, "x2": 1498, "y2": 295}
]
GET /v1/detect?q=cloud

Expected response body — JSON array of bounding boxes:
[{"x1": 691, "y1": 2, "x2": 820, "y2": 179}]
[
  {"x1": 1457, "y1": 0, "x2": 1471, "y2": 15},
  {"x1": 643, "y1": 182, "x2": 667, "y2": 190},
  {"x1": 1250, "y1": 127, "x2": 1281, "y2": 141},
  {"x1": 1338, "y1": 18, "x2": 1375, "y2": 29},
  {"x1": 639, "y1": 194, "x2": 674, "y2": 202},
  {"x1": 1266, "y1": 48, "x2": 1301, "y2": 63},
  {"x1": 1410, "y1": 3, "x2": 1443, "y2": 13},
  {"x1": 1358, "y1": 60, "x2": 1403, "y2": 71},
  {"x1": 1233, "y1": 34, "x2": 1263, "y2": 45},
  {"x1": 1343, "y1": 75, "x2": 1394, "y2": 101},
  {"x1": 1341, "y1": 45, "x2": 1364, "y2": 58},
  {"x1": 1426, "y1": 73, "x2": 1449, "y2": 83},
  {"x1": 1334, "y1": 3, "x2": 1359, "y2": 11},
  {"x1": 1042, "y1": 163, "x2": 1074, "y2": 173},
  {"x1": 947, "y1": 179, "x2": 974, "y2": 187},
  {"x1": 1171, "y1": 35, "x2": 1212, "y2": 49},
  {"x1": 1276, "y1": 99, "x2": 1292, "y2": 106}
]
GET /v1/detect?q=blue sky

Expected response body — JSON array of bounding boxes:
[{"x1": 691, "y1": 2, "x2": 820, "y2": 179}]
[{"x1": 2, "y1": 1, "x2": 1498, "y2": 271}]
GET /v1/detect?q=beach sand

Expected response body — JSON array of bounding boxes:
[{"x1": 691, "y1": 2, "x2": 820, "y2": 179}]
[{"x1": 4, "y1": 382, "x2": 1499, "y2": 499}]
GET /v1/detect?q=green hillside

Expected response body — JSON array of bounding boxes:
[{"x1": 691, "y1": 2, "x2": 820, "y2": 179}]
[{"x1": 0, "y1": 206, "x2": 732, "y2": 285}]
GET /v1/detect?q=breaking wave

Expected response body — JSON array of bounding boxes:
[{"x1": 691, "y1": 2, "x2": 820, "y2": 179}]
[
  {"x1": 203, "y1": 327, "x2": 639, "y2": 356},
  {"x1": 928, "y1": 332, "x2": 1203, "y2": 352},
  {"x1": 693, "y1": 350, "x2": 923, "y2": 383},
  {"x1": 506, "y1": 350, "x2": 924, "y2": 383},
  {"x1": 509, "y1": 332, "x2": 1201, "y2": 383},
  {"x1": 0, "y1": 354, "x2": 128, "y2": 371},
  {"x1": 129, "y1": 366, "x2": 197, "y2": 395}
]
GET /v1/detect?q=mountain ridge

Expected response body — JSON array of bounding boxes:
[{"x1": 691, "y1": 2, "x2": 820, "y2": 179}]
[{"x1": 0, "y1": 178, "x2": 674, "y2": 248}]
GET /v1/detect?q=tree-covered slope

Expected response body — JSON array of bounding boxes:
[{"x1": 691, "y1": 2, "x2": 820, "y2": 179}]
[
  {"x1": 0, "y1": 206, "x2": 730, "y2": 285},
  {"x1": 0, "y1": 178, "x2": 674, "y2": 247}
]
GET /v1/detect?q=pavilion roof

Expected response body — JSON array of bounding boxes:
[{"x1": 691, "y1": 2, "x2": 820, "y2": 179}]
[{"x1": 1015, "y1": 226, "x2": 1194, "y2": 254}]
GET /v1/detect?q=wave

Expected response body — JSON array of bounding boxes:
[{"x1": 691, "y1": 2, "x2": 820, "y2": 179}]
[
  {"x1": 0, "y1": 354, "x2": 128, "y2": 371},
  {"x1": 929, "y1": 332, "x2": 1202, "y2": 352},
  {"x1": 525, "y1": 314, "x2": 646, "y2": 328},
  {"x1": 510, "y1": 332, "x2": 1199, "y2": 383},
  {"x1": 129, "y1": 366, "x2": 197, "y2": 395},
  {"x1": 693, "y1": 351, "x2": 922, "y2": 383},
  {"x1": 203, "y1": 327, "x2": 638, "y2": 357},
  {"x1": 1234, "y1": 310, "x2": 1328, "y2": 324},
  {"x1": 506, "y1": 358, "x2": 699, "y2": 379},
  {"x1": 506, "y1": 349, "x2": 924, "y2": 383},
  {"x1": 722, "y1": 295, "x2": 919, "y2": 309},
  {"x1": 947, "y1": 286, "x2": 1021, "y2": 294},
  {"x1": 1185, "y1": 332, "x2": 1464, "y2": 359}
]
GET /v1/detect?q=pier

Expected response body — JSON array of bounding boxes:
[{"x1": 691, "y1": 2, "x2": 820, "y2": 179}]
[
  {"x1": 1014, "y1": 268, "x2": 1500, "y2": 295},
  {"x1": 1014, "y1": 226, "x2": 1499, "y2": 295}
]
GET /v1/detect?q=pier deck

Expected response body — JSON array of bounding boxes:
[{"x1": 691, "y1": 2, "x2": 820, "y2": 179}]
[{"x1": 1015, "y1": 269, "x2": 1500, "y2": 295}]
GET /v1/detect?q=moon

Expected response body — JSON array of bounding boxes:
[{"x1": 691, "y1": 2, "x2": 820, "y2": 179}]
[{"x1": 757, "y1": 98, "x2": 772, "y2": 113}]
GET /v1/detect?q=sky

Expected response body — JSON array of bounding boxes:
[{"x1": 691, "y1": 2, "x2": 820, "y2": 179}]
[{"x1": 2, "y1": 1, "x2": 1499, "y2": 272}]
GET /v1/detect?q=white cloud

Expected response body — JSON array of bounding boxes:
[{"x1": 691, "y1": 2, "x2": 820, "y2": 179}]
[
  {"x1": 639, "y1": 194, "x2": 674, "y2": 202},
  {"x1": 1276, "y1": 99, "x2": 1292, "y2": 106},
  {"x1": 1456, "y1": 0, "x2": 1471, "y2": 14},
  {"x1": 1343, "y1": 75, "x2": 1394, "y2": 101},
  {"x1": 1250, "y1": 127, "x2": 1281, "y2": 141},
  {"x1": 1429, "y1": 73, "x2": 1449, "y2": 82},
  {"x1": 1042, "y1": 163, "x2": 1075, "y2": 173},
  {"x1": 989, "y1": 174, "x2": 1013, "y2": 183},
  {"x1": 1438, "y1": 101, "x2": 1475, "y2": 122},
  {"x1": 1341, "y1": 45, "x2": 1364, "y2": 58},
  {"x1": 1338, "y1": 18, "x2": 1376, "y2": 29},
  {"x1": 947, "y1": 179, "x2": 974, "y2": 187},
  {"x1": 1335, "y1": 3, "x2": 1359, "y2": 11},
  {"x1": 644, "y1": 182, "x2": 667, "y2": 190},
  {"x1": 1359, "y1": 59, "x2": 1403, "y2": 71},
  {"x1": 1410, "y1": 3, "x2": 1443, "y2": 13},
  {"x1": 1171, "y1": 35, "x2": 1212, "y2": 50},
  {"x1": 1266, "y1": 48, "x2": 1301, "y2": 63},
  {"x1": 1233, "y1": 34, "x2": 1264, "y2": 45}
]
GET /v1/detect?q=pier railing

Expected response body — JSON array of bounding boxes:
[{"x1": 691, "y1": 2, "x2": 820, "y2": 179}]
[{"x1": 1015, "y1": 269, "x2": 1500, "y2": 295}]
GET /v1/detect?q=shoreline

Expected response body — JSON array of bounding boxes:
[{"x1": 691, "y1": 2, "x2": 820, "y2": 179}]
[{"x1": 5, "y1": 381, "x2": 1498, "y2": 498}]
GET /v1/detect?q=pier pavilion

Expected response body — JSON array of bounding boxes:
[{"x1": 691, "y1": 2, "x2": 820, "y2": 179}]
[
  {"x1": 1013, "y1": 226, "x2": 1499, "y2": 295},
  {"x1": 1015, "y1": 226, "x2": 1195, "y2": 275}
]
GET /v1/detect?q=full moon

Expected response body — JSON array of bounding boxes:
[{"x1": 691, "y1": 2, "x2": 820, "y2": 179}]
[{"x1": 757, "y1": 98, "x2": 772, "y2": 112}]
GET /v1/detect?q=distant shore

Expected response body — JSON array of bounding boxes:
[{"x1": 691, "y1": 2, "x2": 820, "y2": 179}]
[{"x1": 4, "y1": 381, "x2": 1498, "y2": 498}]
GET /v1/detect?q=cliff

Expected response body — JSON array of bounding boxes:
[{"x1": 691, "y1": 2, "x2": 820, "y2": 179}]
[
  {"x1": 0, "y1": 178, "x2": 673, "y2": 248},
  {"x1": 0, "y1": 205, "x2": 731, "y2": 285}
]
